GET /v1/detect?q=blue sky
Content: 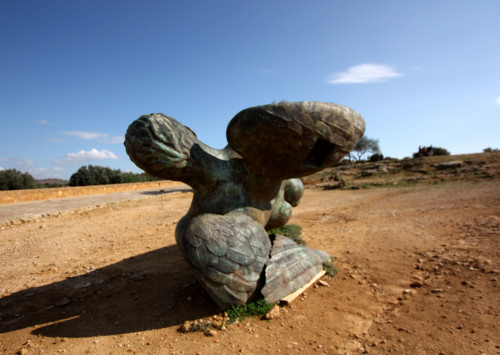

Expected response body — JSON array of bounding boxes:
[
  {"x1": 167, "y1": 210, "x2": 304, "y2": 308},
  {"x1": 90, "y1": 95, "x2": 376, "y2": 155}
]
[{"x1": 1, "y1": 0, "x2": 499, "y2": 180}]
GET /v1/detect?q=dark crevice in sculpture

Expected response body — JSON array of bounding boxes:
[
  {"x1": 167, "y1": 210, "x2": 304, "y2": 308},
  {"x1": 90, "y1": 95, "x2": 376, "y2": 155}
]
[
  {"x1": 304, "y1": 139, "x2": 338, "y2": 167},
  {"x1": 125, "y1": 101, "x2": 365, "y2": 309}
]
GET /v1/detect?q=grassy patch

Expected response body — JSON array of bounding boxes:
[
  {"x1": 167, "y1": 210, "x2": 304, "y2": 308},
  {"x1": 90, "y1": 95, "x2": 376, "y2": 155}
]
[
  {"x1": 226, "y1": 298, "x2": 276, "y2": 324},
  {"x1": 323, "y1": 261, "x2": 338, "y2": 277},
  {"x1": 267, "y1": 224, "x2": 306, "y2": 245}
]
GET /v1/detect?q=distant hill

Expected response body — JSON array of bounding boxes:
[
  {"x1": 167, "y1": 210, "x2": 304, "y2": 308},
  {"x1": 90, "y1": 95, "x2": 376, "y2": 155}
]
[
  {"x1": 302, "y1": 151, "x2": 500, "y2": 190},
  {"x1": 36, "y1": 178, "x2": 69, "y2": 187}
]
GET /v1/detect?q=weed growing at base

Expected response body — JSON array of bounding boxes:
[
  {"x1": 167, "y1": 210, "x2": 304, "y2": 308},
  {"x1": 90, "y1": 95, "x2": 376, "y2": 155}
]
[
  {"x1": 323, "y1": 261, "x2": 338, "y2": 277},
  {"x1": 226, "y1": 298, "x2": 276, "y2": 323},
  {"x1": 267, "y1": 224, "x2": 306, "y2": 245}
]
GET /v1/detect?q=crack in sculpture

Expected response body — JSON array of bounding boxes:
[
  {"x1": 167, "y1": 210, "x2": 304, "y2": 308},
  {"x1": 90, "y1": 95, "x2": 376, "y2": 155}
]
[{"x1": 124, "y1": 101, "x2": 365, "y2": 309}]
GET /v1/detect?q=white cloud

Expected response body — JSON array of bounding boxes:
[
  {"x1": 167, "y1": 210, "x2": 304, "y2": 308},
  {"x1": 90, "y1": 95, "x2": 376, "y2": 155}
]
[
  {"x1": 55, "y1": 148, "x2": 118, "y2": 165},
  {"x1": 496, "y1": 97, "x2": 500, "y2": 105},
  {"x1": 0, "y1": 166, "x2": 4, "y2": 171},
  {"x1": 327, "y1": 63, "x2": 403, "y2": 84},
  {"x1": 16, "y1": 159, "x2": 35, "y2": 171},
  {"x1": 38, "y1": 120, "x2": 51, "y2": 125},
  {"x1": 0, "y1": 158, "x2": 35, "y2": 172},
  {"x1": 63, "y1": 131, "x2": 109, "y2": 140},
  {"x1": 62, "y1": 131, "x2": 123, "y2": 144}
]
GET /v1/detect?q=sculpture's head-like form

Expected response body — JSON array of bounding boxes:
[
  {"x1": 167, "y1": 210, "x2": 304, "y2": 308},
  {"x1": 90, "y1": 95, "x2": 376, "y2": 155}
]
[{"x1": 125, "y1": 101, "x2": 365, "y2": 309}]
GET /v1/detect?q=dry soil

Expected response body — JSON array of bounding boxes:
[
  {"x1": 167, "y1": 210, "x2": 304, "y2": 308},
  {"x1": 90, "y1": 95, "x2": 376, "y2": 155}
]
[{"x1": 0, "y1": 162, "x2": 499, "y2": 354}]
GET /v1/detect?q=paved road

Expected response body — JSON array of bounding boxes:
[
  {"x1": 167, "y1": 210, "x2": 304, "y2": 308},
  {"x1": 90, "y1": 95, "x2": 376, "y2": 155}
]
[{"x1": 0, "y1": 185, "x2": 191, "y2": 224}]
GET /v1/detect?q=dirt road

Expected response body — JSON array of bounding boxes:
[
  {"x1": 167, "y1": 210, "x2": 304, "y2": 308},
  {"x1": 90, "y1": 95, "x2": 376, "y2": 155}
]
[
  {"x1": 0, "y1": 185, "x2": 190, "y2": 225},
  {"x1": 0, "y1": 181, "x2": 499, "y2": 354}
]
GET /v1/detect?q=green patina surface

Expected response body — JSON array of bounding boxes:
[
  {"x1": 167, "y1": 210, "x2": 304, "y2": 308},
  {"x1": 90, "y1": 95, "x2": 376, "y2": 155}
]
[{"x1": 125, "y1": 101, "x2": 365, "y2": 309}]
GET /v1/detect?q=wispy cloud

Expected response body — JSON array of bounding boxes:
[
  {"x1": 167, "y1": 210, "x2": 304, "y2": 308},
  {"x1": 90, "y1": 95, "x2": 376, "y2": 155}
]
[
  {"x1": 38, "y1": 120, "x2": 52, "y2": 125},
  {"x1": 0, "y1": 158, "x2": 35, "y2": 172},
  {"x1": 30, "y1": 167, "x2": 65, "y2": 179},
  {"x1": 327, "y1": 63, "x2": 403, "y2": 84},
  {"x1": 255, "y1": 68, "x2": 275, "y2": 75},
  {"x1": 55, "y1": 148, "x2": 119, "y2": 165},
  {"x1": 496, "y1": 97, "x2": 500, "y2": 105},
  {"x1": 109, "y1": 135, "x2": 124, "y2": 144},
  {"x1": 63, "y1": 131, "x2": 108, "y2": 140},
  {"x1": 0, "y1": 166, "x2": 3, "y2": 171},
  {"x1": 62, "y1": 131, "x2": 123, "y2": 144},
  {"x1": 16, "y1": 159, "x2": 35, "y2": 171}
]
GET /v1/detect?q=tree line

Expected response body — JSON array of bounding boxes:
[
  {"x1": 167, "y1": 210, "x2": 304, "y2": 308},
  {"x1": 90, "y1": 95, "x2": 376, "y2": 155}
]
[
  {"x1": 68, "y1": 165, "x2": 159, "y2": 186},
  {"x1": 3, "y1": 138, "x2": 481, "y2": 191},
  {"x1": 0, "y1": 169, "x2": 36, "y2": 191},
  {"x1": 0, "y1": 165, "x2": 159, "y2": 191}
]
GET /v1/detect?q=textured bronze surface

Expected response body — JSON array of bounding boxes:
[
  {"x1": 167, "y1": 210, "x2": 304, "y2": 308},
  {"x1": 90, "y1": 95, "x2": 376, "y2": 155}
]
[{"x1": 125, "y1": 101, "x2": 365, "y2": 309}]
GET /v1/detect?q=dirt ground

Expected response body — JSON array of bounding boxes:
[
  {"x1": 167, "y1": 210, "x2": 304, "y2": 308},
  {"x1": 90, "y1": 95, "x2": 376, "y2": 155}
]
[{"x1": 0, "y1": 178, "x2": 499, "y2": 354}]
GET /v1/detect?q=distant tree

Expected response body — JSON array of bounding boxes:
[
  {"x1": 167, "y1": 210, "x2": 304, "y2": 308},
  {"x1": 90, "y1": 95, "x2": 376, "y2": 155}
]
[
  {"x1": 122, "y1": 171, "x2": 159, "y2": 183},
  {"x1": 483, "y1": 147, "x2": 499, "y2": 153},
  {"x1": 369, "y1": 153, "x2": 384, "y2": 162},
  {"x1": 352, "y1": 136, "x2": 381, "y2": 161},
  {"x1": 432, "y1": 147, "x2": 450, "y2": 156},
  {"x1": 413, "y1": 146, "x2": 450, "y2": 158},
  {"x1": 0, "y1": 169, "x2": 36, "y2": 190},
  {"x1": 69, "y1": 165, "x2": 157, "y2": 186}
]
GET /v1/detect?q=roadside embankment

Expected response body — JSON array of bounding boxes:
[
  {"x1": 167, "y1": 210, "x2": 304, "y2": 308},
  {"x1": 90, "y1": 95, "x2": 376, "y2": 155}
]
[{"x1": 0, "y1": 180, "x2": 180, "y2": 204}]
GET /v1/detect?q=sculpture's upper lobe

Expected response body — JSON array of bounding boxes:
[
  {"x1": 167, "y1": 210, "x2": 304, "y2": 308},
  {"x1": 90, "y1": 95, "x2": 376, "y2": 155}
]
[{"x1": 124, "y1": 101, "x2": 365, "y2": 309}]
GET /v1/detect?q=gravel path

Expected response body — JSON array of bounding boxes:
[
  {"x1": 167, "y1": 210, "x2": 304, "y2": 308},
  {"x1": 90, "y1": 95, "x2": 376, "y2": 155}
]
[{"x1": 0, "y1": 185, "x2": 190, "y2": 224}]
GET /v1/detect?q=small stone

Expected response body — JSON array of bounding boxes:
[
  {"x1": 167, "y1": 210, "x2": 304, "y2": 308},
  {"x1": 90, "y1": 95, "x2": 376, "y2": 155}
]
[
  {"x1": 180, "y1": 321, "x2": 191, "y2": 333},
  {"x1": 265, "y1": 305, "x2": 280, "y2": 320},
  {"x1": 318, "y1": 280, "x2": 329, "y2": 287},
  {"x1": 410, "y1": 280, "x2": 423, "y2": 288},
  {"x1": 431, "y1": 288, "x2": 443, "y2": 293},
  {"x1": 205, "y1": 329, "x2": 217, "y2": 337}
]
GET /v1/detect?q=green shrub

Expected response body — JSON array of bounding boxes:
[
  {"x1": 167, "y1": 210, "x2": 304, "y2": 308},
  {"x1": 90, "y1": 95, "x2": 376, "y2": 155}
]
[
  {"x1": 323, "y1": 261, "x2": 338, "y2": 277},
  {"x1": 267, "y1": 224, "x2": 306, "y2": 245},
  {"x1": 226, "y1": 298, "x2": 276, "y2": 323}
]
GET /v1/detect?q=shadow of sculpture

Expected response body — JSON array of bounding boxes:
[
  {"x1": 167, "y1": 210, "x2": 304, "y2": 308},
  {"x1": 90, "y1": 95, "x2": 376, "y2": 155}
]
[
  {"x1": 138, "y1": 188, "x2": 193, "y2": 196},
  {"x1": 0, "y1": 245, "x2": 218, "y2": 337}
]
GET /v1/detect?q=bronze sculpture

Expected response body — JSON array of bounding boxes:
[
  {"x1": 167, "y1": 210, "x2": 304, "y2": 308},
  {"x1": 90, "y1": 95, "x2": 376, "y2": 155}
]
[{"x1": 125, "y1": 101, "x2": 365, "y2": 309}]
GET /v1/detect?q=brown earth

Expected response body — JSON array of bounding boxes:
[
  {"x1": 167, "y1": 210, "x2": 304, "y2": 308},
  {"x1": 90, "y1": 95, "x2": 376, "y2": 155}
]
[
  {"x1": 0, "y1": 153, "x2": 499, "y2": 354},
  {"x1": 0, "y1": 181, "x2": 180, "y2": 205}
]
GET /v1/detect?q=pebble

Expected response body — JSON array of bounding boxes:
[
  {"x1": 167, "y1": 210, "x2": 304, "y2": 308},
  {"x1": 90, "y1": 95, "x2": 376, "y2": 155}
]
[
  {"x1": 410, "y1": 280, "x2": 423, "y2": 288},
  {"x1": 265, "y1": 305, "x2": 280, "y2": 320},
  {"x1": 205, "y1": 329, "x2": 217, "y2": 337}
]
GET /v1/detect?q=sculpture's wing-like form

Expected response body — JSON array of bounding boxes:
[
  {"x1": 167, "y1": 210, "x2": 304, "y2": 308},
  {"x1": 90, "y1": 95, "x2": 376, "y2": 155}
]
[
  {"x1": 262, "y1": 235, "x2": 331, "y2": 303},
  {"x1": 124, "y1": 113, "x2": 199, "y2": 183},
  {"x1": 179, "y1": 213, "x2": 272, "y2": 309},
  {"x1": 226, "y1": 101, "x2": 365, "y2": 180}
]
